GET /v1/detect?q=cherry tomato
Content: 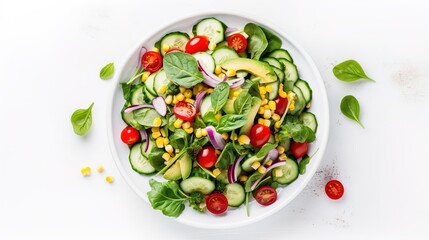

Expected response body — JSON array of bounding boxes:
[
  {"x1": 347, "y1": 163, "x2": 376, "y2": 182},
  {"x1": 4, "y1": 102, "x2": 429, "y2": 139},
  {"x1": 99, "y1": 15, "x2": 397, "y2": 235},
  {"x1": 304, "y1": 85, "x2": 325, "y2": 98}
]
[
  {"x1": 141, "y1": 51, "x2": 162, "y2": 72},
  {"x1": 206, "y1": 192, "x2": 228, "y2": 214},
  {"x1": 325, "y1": 180, "x2": 344, "y2": 200},
  {"x1": 249, "y1": 124, "x2": 271, "y2": 148},
  {"x1": 274, "y1": 96, "x2": 288, "y2": 115},
  {"x1": 120, "y1": 126, "x2": 139, "y2": 145},
  {"x1": 290, "y1": 141, "x2": 308, "y2": 159},
  {"x1": 197, "y1": 146, "x2": 217, "y2": 168},
  {"x1": 227, "y1": 34, "x2": 247, "y2": 53},
  {"x1": 254, "y1": 186, "x2": 277, "y2": 206},
  {"x1": 173, "y1": 101, "x2": 196, "y2": 121},
  {"x1": 185, "y1": 36, "x2": 209, "y2": 54}
]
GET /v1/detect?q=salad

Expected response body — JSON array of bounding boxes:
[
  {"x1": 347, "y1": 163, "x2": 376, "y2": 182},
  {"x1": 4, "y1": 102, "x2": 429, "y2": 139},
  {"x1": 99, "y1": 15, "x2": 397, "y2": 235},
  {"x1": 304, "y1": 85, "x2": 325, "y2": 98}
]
[{"x1": 119, "y1": 17, "x2": 318, "y2": 217}]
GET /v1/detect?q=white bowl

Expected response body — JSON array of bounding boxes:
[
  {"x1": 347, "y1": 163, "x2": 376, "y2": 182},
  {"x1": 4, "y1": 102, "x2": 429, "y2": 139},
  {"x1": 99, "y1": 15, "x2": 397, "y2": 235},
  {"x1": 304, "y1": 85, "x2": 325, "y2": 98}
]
[{"x1": 107, "y1": 12, "x2": 329, "y2": 229}]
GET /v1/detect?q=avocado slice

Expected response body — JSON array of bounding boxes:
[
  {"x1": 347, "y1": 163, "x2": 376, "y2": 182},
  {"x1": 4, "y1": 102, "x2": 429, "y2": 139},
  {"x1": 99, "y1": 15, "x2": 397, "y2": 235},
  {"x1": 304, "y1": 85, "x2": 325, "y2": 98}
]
[
  {"x1": 163, "y1": 160, "x2": 181, "y2": 180},
  {"x1": 222, "y1": 99, "x2": 235, "y2": 114},
  {"x1": 239, "y1": 97, "x2": 262, "y2": 135},
  {"x1": 220, "y1": 58, "x2": 277, "y2": 83},
  {"x1": 179, "y1": 153, "x2": 192, "y2": 180}
]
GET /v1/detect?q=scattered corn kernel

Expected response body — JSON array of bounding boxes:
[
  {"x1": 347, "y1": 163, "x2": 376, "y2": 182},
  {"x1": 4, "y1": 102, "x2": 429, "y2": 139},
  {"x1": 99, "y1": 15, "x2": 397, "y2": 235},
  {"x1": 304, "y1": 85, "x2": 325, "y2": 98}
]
[
  {"x1": 206, "y1": 88, "x2": 214, "y2": 94},
  {"x1": 152, "y1": 47, "x2": 159, "y2": 53},
  {"x1": 233, "y1": 91, "x2": 240, "y2": 97},
  {"x1": 217, "y1": 72, "x2": 226, "y2": 79},
  {"x1": 279, "y1": 153, "x2": 287, "y2": 161},
  {"x1": 274, "y1": 121, "x2": 281, "y2": 129},
  {"x1": 265, "y1": 159, "x2": 273, "y2": 166},
  {"x1": 264, "y1": 104, "x2": 270, "y2": 110},
  {"x1": 212, "y1": 168, "x2": 221, "y2": 177},
  {"x1": 97, "y1": 165, "x2": 104, "y2": 173},
  {"x1": 162, "y1": 44, "x2": 170, "y2": 52},
  {"x1": 306, "y1": 102, "x2": 311, "y2": 109},
  {"x1": 215, "y1": 113, "x2": 222, "y2": 120},
  {"x1": 156, "y1": 137, "x2": 165, "y2": 148},
  {"x1": 251, "y1": 161, "x2": 261, "y2": 170},
  {"x1": 215, "y1": 65, "x2": 222, "y2": 75},
  {"x1": 160, "y1": 128, "x2": 166, "y2": 137},
  {"x1": 201, "y1": 128, "x2": 207, "y2": 137},
  {"x1": 182, "y1": 121, "x2": 191, "y2": 129},
  {"x1": 277, "y1": 145, "x2": 285, "y2": 154},
  {"x1": 239, "y1": 175, "x2": 248, "y2": 182},
  {"x1": 174, "y1": 119, "x2": 183, "y2": 128},
  {"x1": 274, "y1": 134, "x2": 280, "y2": 142},
  {"x1": 222, "y1": 132, "x2": 229, "y2": 140},
  {"x1": 152, "y1": 127, "x2": 160, "y2": 132},
  {"x1": 272, "y1": 113, "x2": 281, "y2": 121},
  {"x1": 163, "y1": 138, "x2": 169, "y2": 145},
  {"x1": 258, "y1": 166, "x2": 267, "y2": 174},
  {"x1": 265, "y1": 84, "x2": 273, "y2": 92},
  {"x1": 184, "y1": 127, "x2": 194, "y2": 134},
  {"x1": 275, "y1": 168, "x2": 284, "y2": 177},
  {"x1": 259, "y1": 86, "x2": 267, "y2": 95},
  {"x1": 165, "y1": 144, "x2": 173, "y2": 154},
  {"x1": 238, "y1": 135, "x2": 250, "y2": 145},
  {"x1": 195, "y1": 128, "x2": 202, "y2": 138},
  {"x1": 263, "y1": 119, "x2": 271, "y2": 127},
  {"x1": 151, "y1": 131, "x2": 161, "y2": 139},
  {"x1": 258, "y1": 118, "x2": 265, "y2": 125},
  {"x1": 268, "y1": 101, "x2": 276, "y2": 110},
  {"x1": 176, "y1": 93, "x2": 185, "y2": 101},
  {"x1": 264, "y1": 109, "x2": 272, "y2": 119},
  {"x1": 184, "y1": 89, "x2": 193, "y2": 98},
  {"x1": 81, "y1": 166, "x2": 91, "y2": 177},
  {"x1": 165, "y1": 95, "x2": 173, "y2": 104},
  {"x1": 162, "y1": 152, "x2": 171, "y2": 161},
  {"x1": 105, "y1": 176, "x2": 114, "y2": 183},
  {"x1": 261, "y1": 94, "x2": 266, "y2": 99},
  {"x1": 141, "y1": 71, "x2": 151, "y2": 82},
  {"x1": 226, "y1": 69, "x2": 236, "y2": 77},
  {"x1": 193, "y1": 84, "x2": 204, "y2": 95},
  {"x1": 153, "y1": 117, "x2": 162, "y2": 127}
]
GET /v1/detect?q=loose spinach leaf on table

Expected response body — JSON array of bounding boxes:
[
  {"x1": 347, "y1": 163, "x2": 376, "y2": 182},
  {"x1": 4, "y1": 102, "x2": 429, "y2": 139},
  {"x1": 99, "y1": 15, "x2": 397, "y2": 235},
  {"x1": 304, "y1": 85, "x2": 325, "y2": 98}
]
[
  {"x1": 71, "y1": 102, "x2": 94, "y2": 136},
  {"x1": 99, "y1": 63, "x2": 114, "y2": 80},
  {"x1": 260, "y1": 26, "x2": 282, "y2": 55},
  {"x1": 234, "y1": 91, "x2": 252, "y2": 115},
  {"x1": 333, "y1": 60, "x2": 374, "y2": 82},
  {"x1": 211, "y1": 82, "x2": 230, "y2": 113},
  {"x1": 244, "y1": 23, "x2": 268, "y2": 60},
  {"x1": 278, "y1": 116, "x2": 316, "y2": 143},
  {"x1": 215, "y1": 142, "x2": 236, "y2": 169},
  {"x1": 216, "y1": 114, "x2": 248, "y2": 133},
  {"x1": 163, "y1": 52, "x2": 204, "y2": 88},
  {"x1": 147, "y1": 179, "x2": 187, "y2": 217},
  {"x1": 340, "y1": 95, "x2": 364, "y2": 128}
]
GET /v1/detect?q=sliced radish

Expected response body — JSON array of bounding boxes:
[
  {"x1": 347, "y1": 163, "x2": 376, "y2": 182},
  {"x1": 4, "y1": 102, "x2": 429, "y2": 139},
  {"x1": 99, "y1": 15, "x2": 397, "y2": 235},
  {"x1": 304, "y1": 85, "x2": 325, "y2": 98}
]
[{"x1": 152, "y1": 96, "x2": 167, "y2": 116}]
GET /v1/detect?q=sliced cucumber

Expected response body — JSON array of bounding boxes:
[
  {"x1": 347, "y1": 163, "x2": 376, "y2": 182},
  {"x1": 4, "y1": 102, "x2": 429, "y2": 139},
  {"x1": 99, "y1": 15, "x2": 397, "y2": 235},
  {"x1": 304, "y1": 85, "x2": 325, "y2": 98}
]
[
  {"x1": 144, "y1": 72, "x2": 157, "y2": 96},
  {"x1": 300, "y1": 112, "x2": 318, "y2": 133},
  {"x1": 154, "y1": 69, "x2": 170, "y2": 96},
  {"x1": 272, "y1": 159, "x2": 298, "y2": 184},
  {"x1": 224, "y1": 183, "x2": 245, "y2": 207},
  {"x1": 142, "y1": 85, "x2": 156, "y2": 103},
  {"x1": 289, "y1": 86, "x2": 306, "y2": 115},
  {"x1": 199, "y1": 96, "x2": 213, "y2": 117},
  {"x1": 268, "y1": 49, "x2": 293, "y2": 63},
  {"x1": 159, "y1": 32, "x2": 190, "y2": 55},
  {"x1": 262, "y1": 57, "x2": 283, "y2": 70},
  {"x1": 180, "y1": 176, "x2": 215, "y2": 194},
  {"x1": 216, "y1": 168, "x2": 242, "y2": 184},
  {"x1": 140, "y1": 136, "x2": 155, "y2": 158},
  {"x1": 272, "y1": 66, "x2": 285, "y2": 82},
  {"x1": 278, "y1": 58, "x2": 299, "y2": 83},
  {"x1": 295, "y1": 79, "x2": 312, "y2": 104},
  {"x1": 131, "y1": 84, "x2": 146, "y2": 105},
  {"x1": 193, "y1": 52, "x2": 215, "y2": 73},
  {"x1": 129, "y1": 143, "x2": 155, "y2": 174},
  {"x1": 212, "y1": 47, "x2": 239, "y2": 65},
  {"x1": 267, "y1": 80, "x2": 280, "y2": 100},
  {"x1": 192, "y1": 18, "x2": 226, "y2": 44}
]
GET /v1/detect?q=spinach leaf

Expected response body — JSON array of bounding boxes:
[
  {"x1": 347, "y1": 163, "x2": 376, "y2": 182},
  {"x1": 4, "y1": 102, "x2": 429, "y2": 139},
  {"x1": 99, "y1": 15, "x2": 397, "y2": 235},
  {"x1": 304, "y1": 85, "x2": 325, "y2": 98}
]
[
  {"x1": 261, "y1": 27, "x2": 282, "y2": 55},
  {"x1": 211, "y1": 82, "x2": 230, "y2": 113},
  {"x1": 233, "y1": 91, "x2": 252, "y2": 114},
  {"x1": 233, "y1": 140, "x2": 249, "y2": 155},
  {"x1": 340, "y1": 95, "x2": 364, "y2": 128},
  {"x1": 148, "y1": 147, "x2": 166, "y2": 171},
  {"x1": 215, "y1": 143, "x2": 236, "y2": 169},
  {"x1": 245, "y1": 172, "x2": 262, "y2": 192},
  {"x1": 193, "y1": 115, "x2": 206, "y2": 130},
  {"x1": 202, "y1": 111, "x2": 219, "y2": 127},
  {"x1": 71, "y1": 102, "x2": 94, "y2": 136},
  {"x1": 333, "y1": 60, "x2": 374, "y2": 82},
  {"x1": 169, "y1": 129, "x2": 189, "y2": 150},
  {"x1": 298, "y1": 154, "x2": 311, "y2": 175},
  {"x1": 99, "y1": 62, "x2": 114, "y2": 80},
  {"x1": 244, "y1": 23, "x2": 268, "y2": 60},
  {"x1": 147, "y1": 179, "x2": 187, "y2": 217},
  {"x1": 278, "y1": 116, "x2": 316, "y2": 143},
  {"x1": 167, "y1": 114, "x2": 178, "y2": 132},
  {"x1": 216, "y1": 114, "x2": 248, "y2": 133},
  {"x1": 120, "y1": 82, "x2": 132, "y2": 102},
  {"x1": 242, "y1": 79, "x2": 260, "y2": 98},
  {"x1": 163, "y1": 52, "x2": 204, "y2": 88},
  {"x1": 187, "y1": 137, "x2": 209, "y2": 158},
  {"x1": 255, "y1": 143, "x2": 278, "y2": 158},
  {"x1": 188, "y1": 192, "x2": 205, "y2": 212}
]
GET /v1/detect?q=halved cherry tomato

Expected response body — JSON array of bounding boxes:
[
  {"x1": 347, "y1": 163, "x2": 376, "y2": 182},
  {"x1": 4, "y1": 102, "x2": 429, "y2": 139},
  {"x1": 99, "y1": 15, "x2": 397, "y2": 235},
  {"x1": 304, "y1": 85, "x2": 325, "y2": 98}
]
[
  {"x1": 274, "y1": 96, "x2": 288, "y2": 115},
  {"x1": 185, "y1": 36, "x2": 209, "y2": 54},
  {"x1": 141, "y1": 51, "x2": 162, "y2": 72},
  {"x1": 227, "y1": 34, "x2": 247, "y2": 53},
  {"x1": 325, "y1": 180, "x2": 344, "y2": 200},
  {"x1": 254, "y1": 186, "x2": 277, "y2": 206},
  {"x1": 249, "y1": 124, "x2": 271, "y2": 148},
  {"x1": 206, "y1": 192, "x2": 228, "y2": 214},
  {"x1": 173, "y1": 101, "x2": 196, "y2": 121},
  {"x1": 120, "y1": 126, "x2": 139, "y2": 145},
  {"x1": 290, "y1": 141, "x2": 308, "y2": 159},
  {"x1": 197, "y1": 146, "x2": 217, "y2": 168}
]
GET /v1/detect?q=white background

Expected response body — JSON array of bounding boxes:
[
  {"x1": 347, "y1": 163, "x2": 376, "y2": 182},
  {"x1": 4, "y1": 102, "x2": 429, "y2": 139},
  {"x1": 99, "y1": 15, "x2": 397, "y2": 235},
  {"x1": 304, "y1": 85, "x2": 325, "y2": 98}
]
[{"x1": 0, "y1": 0, "x2": 428, "y2": 239}]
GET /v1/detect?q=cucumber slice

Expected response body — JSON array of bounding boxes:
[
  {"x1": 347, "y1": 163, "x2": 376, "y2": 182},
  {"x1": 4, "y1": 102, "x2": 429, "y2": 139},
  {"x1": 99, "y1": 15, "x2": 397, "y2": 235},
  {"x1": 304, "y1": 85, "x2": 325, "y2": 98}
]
[
  {"x1": 144, "y1": 72, "x2": 157, "y2": 96},
  {"x1": 154, "y1": 69, "x2": 170, "y2": 96},
  {"x1": 272, "y1": 159, "x2": 298, "y2": 184},
  {"x1": 180, "y1": 176, "x2": 215, "y2": 194},
  {"x1": 278, "y1": 58, "x2": 299, "y2": 83},
  {"x1": 216, "y1": 168, "x2": 242, "y2": 184},
  {"x1": 267, "y1": 80, "x2": 280, "y2": 100},
  {"x1": 295, "y1": 79, "x2": 312, "y2": 104},
  {"x1": 192, "y1": 18, "x2": 226, "y2": 44},
  {"x1": 140, "y1": 136, "x2": 155, "y2": 158},
  {"x1": 199, "y1": 96, "x2": 213, "y2": 117},
  {"x1": 272, "y1": 66, "x2": 285, "y2": 82},
  {"x1": 262, "y1": 57, "x2": 283, "y2": 70},
  {"x1": 159, "y1": 32, "x2": 190, "y2": 55},
  {"x1": 281, "y1": 137, "x2": 291, "y2": 152},
  {"x1": 212, "y1": 47, "x2": 239, "y2": 65},
  {"x1": 129, "y1": 143, "x2": 155, "y2": 174},
  {"x1": 224, "y1": 183, "x2": 245, "y2": 207},
  {"x1": 289, "y1": 86, "x2": 306, "y2": 115},
  {"x1": 142, "y1": 85, "x2": 156, "y2": 103},
  {"x1": 268, "y1": 49, "x2": 293, "y2": 63},
  {"x1": 131, "y1": 84, "x2": 146, "y2": 105},
  {"x1": 299, "y1": 112, "x2": 318, "y2": 133},
  {"x1": 193, "y1": 52, "x2": 215, "y2": 73}
]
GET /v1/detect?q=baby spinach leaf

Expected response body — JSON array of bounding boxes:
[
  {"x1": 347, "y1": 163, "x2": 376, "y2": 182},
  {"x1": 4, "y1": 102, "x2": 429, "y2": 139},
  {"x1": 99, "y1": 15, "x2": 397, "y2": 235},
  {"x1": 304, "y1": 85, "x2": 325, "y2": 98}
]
[
  {"x1": 71, "y1": 102, "x2": 94, "y2": 136},
  {"x1": 260, "y1": 27, "x2": 282, "y2": 55},
  {"x1": 242, "y1": 79, "x2": 260, "y2": 98},
  {"x1": 211, "y1": 82, "x2": 230, "y2": 113},
  {"x1": 278, "y1": 116, "x2": 316, "y2": 143},
  {"x1": 215, "y1": 143, "x2": 236, "y2": 169},
  {"x1": 99, "y1": 62, "x2": 114, "y2": 80},
  {"x1": 163, "y1": 52, "x2": 204, "y2": 88},
  {"x1": 255, "y1": 143, "x2": 278, "y2": 158},
  {"x1": 147, "y1": 179, "x2": 187, "y2": 217},
  {"x1": 245, "y1": 172, "x2": 263, "y2": 192},
  {"x1": 216, "y1": 114, "x2": 248, "y2": 133},
  {"x1": 120, "y1": 82, "x2": 132, "y2": 102},
  {"x1": 169, "y1": 129, "x2": 189, "y2": 150},
  {"x1": 333, "y1": 60, "x2": 374, "y2": 82},
  {"x1": 244, "y1": 23, "x2": 268, "y2": 60},
  {"x1": 340, "y1": 95, "x2": 364, "y2": 128},
  {"x1": 234, "y1": 91, "x2": 252, "y2": 114}
]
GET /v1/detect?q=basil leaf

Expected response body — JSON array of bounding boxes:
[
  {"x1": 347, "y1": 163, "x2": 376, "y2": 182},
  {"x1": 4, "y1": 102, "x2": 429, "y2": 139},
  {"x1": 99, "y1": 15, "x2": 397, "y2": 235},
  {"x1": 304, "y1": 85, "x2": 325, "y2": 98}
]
[
  {"x1": 120, "y1": 82, "x2": 132, "y2": 102},
  {"x1": 234, "y1": 91, "x2": 252, "y2": 114},
  {"x1": 255, "y1": 143, "x2": 277, "y2": 158},
  {"x1": 261, "y1": 27, "x2": 282, "y2": 55},
  {"x1": 340, "y1": 95, "x2": 364, "y2": 128},
  {"x1": 216, "y1": 114, "x2": 248, "y2": 133},
  {"x1": 99, "y1": 63, "x2": 114, "y2": 80},
  {"x1": 211, "y1": 82, "x2": 230, "y2": 113},
  {"x1": 163, "y1": 52, "x2": 204, "y2": 88},
  {"x1": 333, "y1": 60, "x2": 374, "y2": 82},
  {"x1": 215, "y1": 143, "x2": 236, "y2": 169},
  {"x1": 298, "y1": 154, "x2": 311, "y2": 175},
  {"x1": 244, "y1": 23, "x2": 268, "y2": 60},
  {"x1": 70, "y1": 102, "x2": 94, "y2": 136},
  {"x1": 147, "y1": 179, "x2": 187, "y2": 217}
]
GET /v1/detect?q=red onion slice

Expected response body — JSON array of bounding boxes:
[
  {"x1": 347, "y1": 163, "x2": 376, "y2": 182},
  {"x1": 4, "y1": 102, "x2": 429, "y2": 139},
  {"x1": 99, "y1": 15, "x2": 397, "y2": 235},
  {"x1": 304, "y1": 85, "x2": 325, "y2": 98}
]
[
  {"x1": 206, "y1": 126, "x2": 226, "y2": 150},
  {"x1": 197, "y1": 60, "x2": 227, "y2": 87},
  {"x1": 195, "y1": 90, "x2": 207, "y2": 113},
  {"x1": 225, "y1": 77, "x2": 245, "y2": 88},
  {"x1": 124, "y1": 104, "x2": 154, "y2": 113},
  {"x1": 228, "y1": 155, "x2": 245, "y2": 183},
  {"x1": 140, "y1": 130, "x2": 149, "y2": 152},
  {"x1": 225, "y1": 27, "x2": 239, "y2": 36},
  {"x1": 262, "y1": 149, "x2": 279, "y2": 165},
  {"x1": 136, "y1": 46, "x2": 147, "y2": 69},
  {"x1": 152, "y1": 96, "x2": 167, "y2": 116},
  {"x1": 250, "y1": 161, "x2": 286, "y2": 191}
]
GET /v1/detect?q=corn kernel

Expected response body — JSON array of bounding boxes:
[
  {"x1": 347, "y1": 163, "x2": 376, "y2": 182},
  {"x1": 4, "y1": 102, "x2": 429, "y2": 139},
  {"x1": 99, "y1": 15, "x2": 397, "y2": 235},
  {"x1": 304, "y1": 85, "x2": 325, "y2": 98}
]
[
  {"x1": 152, "y1": 47, "x2": 159, "y2": 53},
  {"x1": 201, "y1": 128, "x2": 207, "y2": 137},
  {"x1": 230, "y1": 132, "x2": 238, "y2": 141},
  {"x1": 182, "y1": 121, "x2": 191, "y2": 129},
  {"x1": 105, "y1": 176, "x2": 114, "y2": 183},
  {"x1": 215, "y1": 65, "x2": 222, "y2": 75},
  {"x1": 238, "y1": 135, "x2": 250, "y2": 145},
  {"x1": 251, "y1": 161, "x2": 261, "y2": 170},
  {"x1": 152, "y1": 127, "x2": 160, "y2": 132},
  {"x1": 213, "y1": 168, "x2": 221, "y2": 177},
  {"x1": 217, "y1": 73, "x2": 225, "y2": 79},
  {"x1": 263, "y1": 119, "x2": 271, "y2": 127},
  {"x1": 233, "y1": 91, "x2": 240, "y2": 97},
  {"x1": 264, "y1": 104, "x2": 270, "y2": 110},
  {"x1": 195, "y1": 128, "x2": 202, "y2": 138},
  {"x1": 165, "y1": 144, "x2": 173, "y2": 154},
  {"x1": 165, "y1": 95, "x2": 173, "y2": 104},
  {"x1": 239, "y1": 175, "x2": 248, "y2": 182},
  {"x1": 153, "y1": 118, "x2": 162, "y2": 127},
  {"x1": 185, "y1": 98, "x2": 195, "y2": 104},
  {"x1": 275, "y1": 168, "x2": 284, "y2": 177},
  {"x1": 222, "y1": 132, "x2": 229, "y2": 140},
  {"x1": 206, "y1": 88, "x2": 214, "y2": 94},
  {"x1": 268, "y1": 101, "x2": 276, "y2": 110},
  {"x1": 289, "y1": 104, "x2": 295, "y2": 111},
  {"x1": 156, "y1": 137, "x2": 165, "y2": 148},
  {"x1": 274, "y1": 121, "x2": 281, "y2": 129},
  {"x1": 306, "y1": 102, "x2": 311, "y2": 109},
  {"x1": 215, "y1": 113, "x2": 222, "y2": 120},
  {"x1": 160, "y1": 128, "x2": 166, "y2": 137},
  {"x1": 265, "y1": 84, "x2": 273, "y2": 92},
  {"x1": 184, "y1": 89, "x2": 193, "y2": 98},
  {"x1": 162, "y1": 152, "x2": 171, "y2": 161},
  {"x1": 258, "y1": 107, "x2": 265, "y2": 115},
  {"x1": 208, "y1": 42, "x2": 217, "y2": 51},
  {"x1": 277, "y1": 145, "x2": 285, "y2": 154},
  {"x1": 226, "y1": 69, "x2": 236, "y2": 77},
  {"x1": 141, "y1": 71, "x2": 151, "y2": 82},
  {"x1": 259, "y1": 86, "x2": 267, "y2": 95},
  {"x1": 215, "y1": 149, "x2": 221, "y2": 155},
  {"x1": 279, "y1": 91, "x2": 287, "y2": 98},
  {"x1": 261, "y1": 98, "x2": 268, "y2": 106},
  {"x1": 263, "y1": 109, "x2": 272, "y2": 119},
  {"x1": 258, "y1": 118, "x2": 265, "y2": 125},
  {"x1": 279, "y1": 153, "x2": 287, "y2": 161},
  {"x1": 258, "y1": 166, "x2": 267, "y2": 174},
  {"x1": 261, "y1": 94, "x2": 266, "y2": 99},
  {"x1": 152, "y1": 131, "x2": 161, "y2": 139},
  {"x1": 176, "y1": 93, "x2": 185, "y2": 101},
  {"x1": 265, "y1": 159, "x2": 273, "y2": 166},
  {"x1": 174, "y1": 119, "x2": 183, "y2": 128},
  {"x1": 163, "y1": 138, "x2": 169, "y2": 145},
  {"x1": 193, "y1": 83, "x2": 204, "y2": 95},
  {"x1": 158, "y1": 85, "x2": 167, "y2": 94},
  {"x1": 272, "y1": 113, "x2": 281, "y2": 121},
  {"x1": 162, "y1": 44, "x2": 170, "y2": 53},
  {"x1": 184, "y1": 127, "x2": 194, "y2": 134},
  {"x1": 179, "y1": 87, "x2": 186, "y2": 93},
  {"x1": 97, "y1": 165, "x2": 104, "y2": 173},
  {"x1": 172, "y1": 96, "x2": 179, "y2": 104},
  {"x1": 81, "y1": 166, "x2": 91, "y2": 177}
]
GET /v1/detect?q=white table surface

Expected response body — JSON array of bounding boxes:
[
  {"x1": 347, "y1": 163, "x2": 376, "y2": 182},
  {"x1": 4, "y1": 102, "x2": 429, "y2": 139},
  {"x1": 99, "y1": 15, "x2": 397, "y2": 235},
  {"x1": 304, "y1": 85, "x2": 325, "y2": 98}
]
[{"x1": 1, "y1": 0, "x2": 428, "y2": 239}]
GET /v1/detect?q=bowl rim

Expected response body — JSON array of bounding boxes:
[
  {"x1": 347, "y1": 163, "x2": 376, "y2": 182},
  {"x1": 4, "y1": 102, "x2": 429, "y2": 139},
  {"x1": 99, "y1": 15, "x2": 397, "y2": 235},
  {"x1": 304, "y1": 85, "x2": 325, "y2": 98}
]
[{"x1": 107, "y1": 10, "x2": 330, "y2": 229}]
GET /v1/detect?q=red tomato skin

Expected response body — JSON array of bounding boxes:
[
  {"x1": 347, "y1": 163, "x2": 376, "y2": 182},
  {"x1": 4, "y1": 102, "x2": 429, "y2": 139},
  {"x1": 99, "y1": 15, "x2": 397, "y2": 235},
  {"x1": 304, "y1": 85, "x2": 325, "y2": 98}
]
[
  {"x1": 206, "y1": 192, "x2": 228, "y2": 214},
  {"x1": 274, "y1": 96, "x2": 288, "y2": 115},
  {"x1": 173, "y1": 101, "x2": 196, "y2": 121},
  {"x1": 254, "y1": 186, "x2": 277, "y2": 206},
  {"x1": 198, "y1": 146, "x2": 217, "y2": 168},
  {"x1": 325, "y1": 180, "x2": 344, "y2": 200},
  {"x1": 290, "y1": 141, "x2": 308, "y2": 159},
  {"x1": 249, "y1": 124, "x2": 271, "y2": 148},
  {"x1": 120, "y1": 126, "x2": 139, "y2": 145},
  {"x1": 227, "y1": 34, "x2": 248, "y2": 53},
  {"x1": 141, "y1": 51, "x2": 162, "y2": 72},
  {"x1": 185, "y1": 36, "x2": 209, "y2": 54}
]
